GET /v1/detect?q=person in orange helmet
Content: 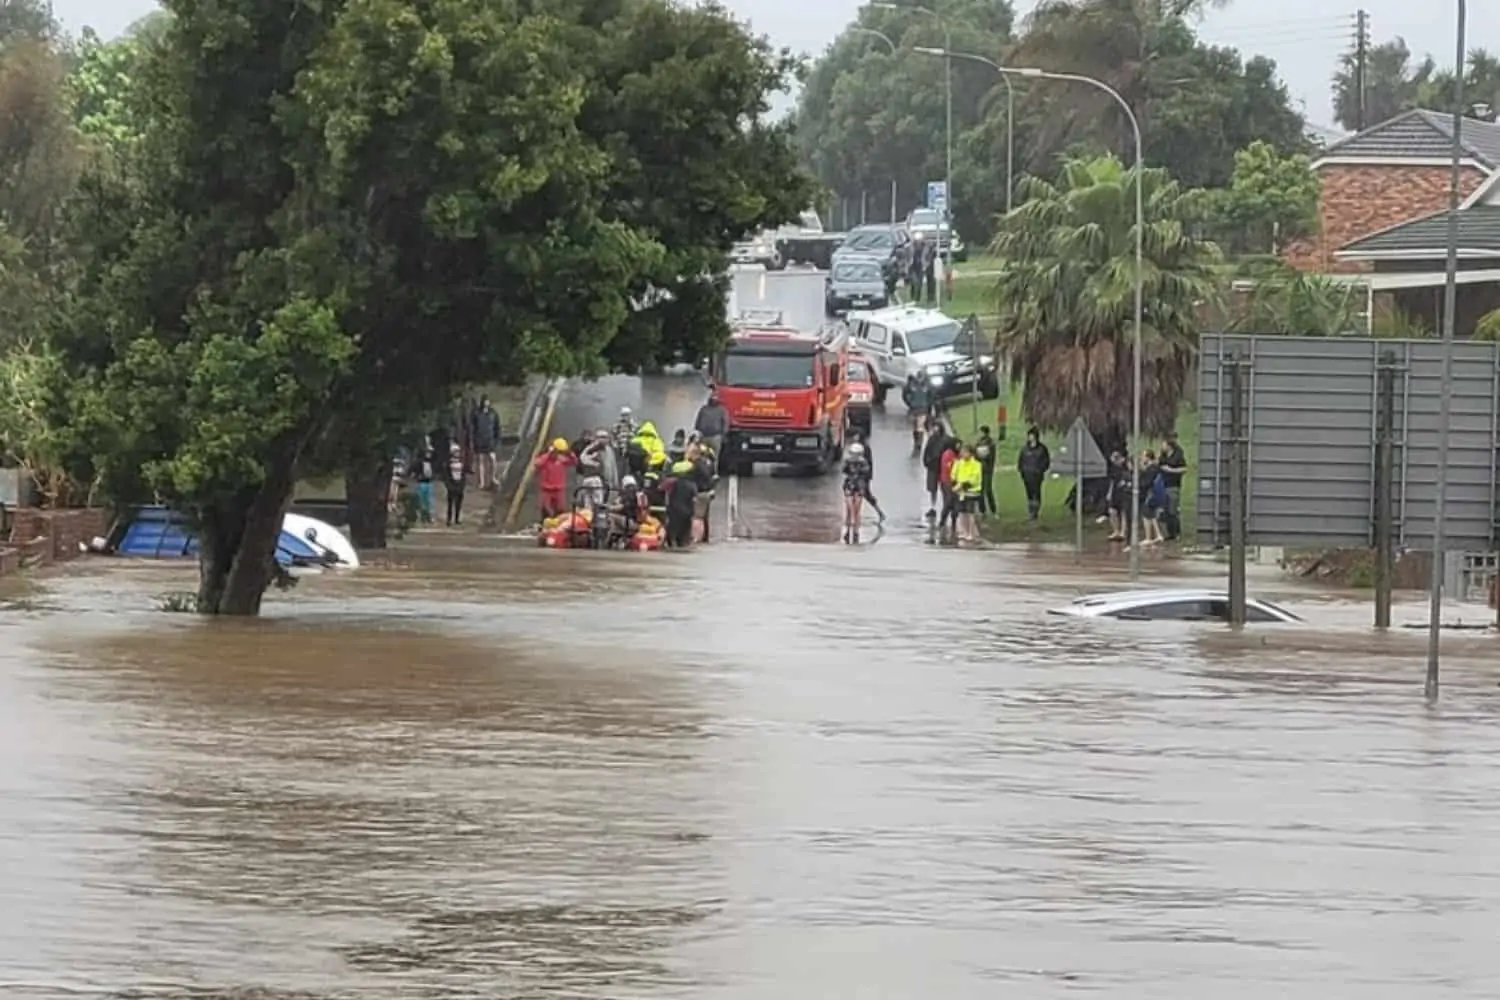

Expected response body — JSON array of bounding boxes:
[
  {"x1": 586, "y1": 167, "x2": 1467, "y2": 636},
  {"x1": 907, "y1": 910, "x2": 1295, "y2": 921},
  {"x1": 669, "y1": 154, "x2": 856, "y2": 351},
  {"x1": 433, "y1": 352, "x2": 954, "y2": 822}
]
[{"x1": 533, "y1": 437, "x2": 577, "y2": 519}]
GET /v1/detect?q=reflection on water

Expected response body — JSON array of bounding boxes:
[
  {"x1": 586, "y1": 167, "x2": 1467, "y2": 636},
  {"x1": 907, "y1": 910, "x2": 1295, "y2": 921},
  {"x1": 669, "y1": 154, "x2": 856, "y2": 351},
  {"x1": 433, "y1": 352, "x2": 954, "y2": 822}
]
[{"x1": 4, "y1": 480, "x2": 1500, "y2": 997}]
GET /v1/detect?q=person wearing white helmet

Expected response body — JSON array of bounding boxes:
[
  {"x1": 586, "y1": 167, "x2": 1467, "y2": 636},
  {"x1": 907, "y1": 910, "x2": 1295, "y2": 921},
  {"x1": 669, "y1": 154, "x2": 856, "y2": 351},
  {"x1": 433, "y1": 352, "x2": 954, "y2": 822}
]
[
  {"x1": 847, "y1": 429, "x2": 885, "y2": 524},
  {"x1": 612, "y1": 406, "x2": 636, "y2": 452},
  {"x1": 609, "y1": 473, "x2": 645, "y2": 544},
  {"x1": 841, "y1": 440, "x2": 873, "y2": 543}
]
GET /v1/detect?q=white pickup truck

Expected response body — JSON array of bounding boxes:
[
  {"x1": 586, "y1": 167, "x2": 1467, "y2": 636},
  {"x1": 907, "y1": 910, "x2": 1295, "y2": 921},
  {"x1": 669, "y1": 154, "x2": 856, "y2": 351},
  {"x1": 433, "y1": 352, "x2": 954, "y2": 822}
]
[{"x1": 844, "y1": 304, "x2": 1000, "y2": 406}]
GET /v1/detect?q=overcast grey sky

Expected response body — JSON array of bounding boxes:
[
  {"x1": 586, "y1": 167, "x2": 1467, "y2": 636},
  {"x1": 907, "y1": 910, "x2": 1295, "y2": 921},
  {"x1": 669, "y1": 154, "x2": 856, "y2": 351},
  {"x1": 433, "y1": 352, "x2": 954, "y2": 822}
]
[{"x1": 53, "y1": 0, "x2": 1495, "y2": 126}]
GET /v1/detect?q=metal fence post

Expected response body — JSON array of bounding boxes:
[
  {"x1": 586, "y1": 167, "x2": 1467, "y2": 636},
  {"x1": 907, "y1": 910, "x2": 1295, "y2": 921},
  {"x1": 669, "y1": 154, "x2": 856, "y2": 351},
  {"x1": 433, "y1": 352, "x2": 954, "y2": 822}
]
[
  {"x1": 1227, "y1": 356, "x2": 1248, "y2": 626},
  {"x1": 1374, "y1": 352, "x2": 1396, "y2": 627}
]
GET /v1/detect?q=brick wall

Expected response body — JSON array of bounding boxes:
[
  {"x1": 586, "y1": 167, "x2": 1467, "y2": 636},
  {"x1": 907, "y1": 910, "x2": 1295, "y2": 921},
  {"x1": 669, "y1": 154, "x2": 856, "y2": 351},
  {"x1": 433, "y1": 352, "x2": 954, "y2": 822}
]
[
  {"x1": 1285, "y1": 163, "x2": 1490, "y2": 273},
  {"x1": 2, "y1": 508, "x2": 111, "y2": 574}
]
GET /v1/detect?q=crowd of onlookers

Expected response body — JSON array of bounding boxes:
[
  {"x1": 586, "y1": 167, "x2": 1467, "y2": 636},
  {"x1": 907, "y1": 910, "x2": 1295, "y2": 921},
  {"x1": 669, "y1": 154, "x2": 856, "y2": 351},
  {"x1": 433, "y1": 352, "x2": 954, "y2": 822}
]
[
  {"x1": 392, "y1": 395, "x2": 506, "y2": 527},
  {"x1": 1100, "y1": 432, "x2": 1187, "y2": 544}
]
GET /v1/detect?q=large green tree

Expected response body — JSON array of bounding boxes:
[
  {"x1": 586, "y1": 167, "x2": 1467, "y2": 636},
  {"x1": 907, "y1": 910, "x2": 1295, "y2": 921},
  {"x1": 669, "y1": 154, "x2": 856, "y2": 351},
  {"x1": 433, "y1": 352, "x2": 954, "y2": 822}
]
[
  {"x1": 945, "y1": 3, "x2": 1308, "y2": 242},
  {"x1": 1207, "y1": 140, "x2": 1319, "y2": 255},
  {"x1": 326, "y1": 0, "x2": 814, "y2": 547},
  {"x1": 987, "y1": 155, "x2": 1222, "y2": 442},
  {"x1": 50, "y1": 0, "x2": 806, "y2": 613},
  {"x1": 1331, "y1": 37, "x2": 1434, "y2": 131},
  {"x1": 794, "y1": 0, "x2": 1015, "y2": 235}
]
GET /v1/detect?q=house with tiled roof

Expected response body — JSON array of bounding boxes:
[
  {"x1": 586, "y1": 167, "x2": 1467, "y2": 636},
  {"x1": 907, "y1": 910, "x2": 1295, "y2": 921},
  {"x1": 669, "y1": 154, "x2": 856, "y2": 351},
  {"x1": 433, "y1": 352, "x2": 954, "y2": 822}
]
[
  {"x1": 1284, "y1": 108, "x2": 1500, "y2": 334},
  {"x1": 1286, "y1": 109, "x2": 1500, "y2": 274}
]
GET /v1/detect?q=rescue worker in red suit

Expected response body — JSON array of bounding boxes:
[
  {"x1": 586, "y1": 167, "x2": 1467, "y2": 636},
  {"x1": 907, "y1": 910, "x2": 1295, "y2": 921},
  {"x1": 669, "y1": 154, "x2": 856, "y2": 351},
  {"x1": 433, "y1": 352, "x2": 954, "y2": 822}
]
[{"x1": 533, "y1": 438, "x2": 576, "y2": 519}]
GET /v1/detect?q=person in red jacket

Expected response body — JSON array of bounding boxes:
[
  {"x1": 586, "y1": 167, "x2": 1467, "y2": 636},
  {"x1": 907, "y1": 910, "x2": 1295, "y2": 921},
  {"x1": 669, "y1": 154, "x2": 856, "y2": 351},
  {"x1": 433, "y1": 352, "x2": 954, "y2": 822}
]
[
  {"x1": 938, "y1": 435, "x2": 961, "y2": 543},
  {"x1": 533, "y1": 438, "x2": 577, "y2": 519}
]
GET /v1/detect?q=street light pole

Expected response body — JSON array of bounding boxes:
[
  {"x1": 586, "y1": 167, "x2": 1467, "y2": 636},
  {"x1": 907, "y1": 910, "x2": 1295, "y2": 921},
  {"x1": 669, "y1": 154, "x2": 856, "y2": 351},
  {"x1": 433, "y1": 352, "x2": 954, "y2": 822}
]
[
  {"x1": 848, "y1": 28, "x2": 900, "y2": 224},
  {"x1": 849, "y1": 26, "x2": 897, "y2": 51},
  {"x1": 917, "y1": 54, "x2": 1143, "y2": 576},
  {"x1": 874, "y1": 3, "x2": 950, "y2": 306},
  {"x1": 1427, "y1": 0, "x2": 1467, "y2": 702},
  {"x1": 906, "y1": 50, "x2": 1015, "y2": 219}
]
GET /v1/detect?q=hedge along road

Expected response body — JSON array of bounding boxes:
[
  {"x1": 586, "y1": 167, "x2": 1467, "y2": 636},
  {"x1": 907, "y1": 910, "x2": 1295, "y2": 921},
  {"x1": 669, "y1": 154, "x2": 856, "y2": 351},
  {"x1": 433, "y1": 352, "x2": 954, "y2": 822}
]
[{"x1": 4, "y1": 389, "x2": 1500, "y2": 996}]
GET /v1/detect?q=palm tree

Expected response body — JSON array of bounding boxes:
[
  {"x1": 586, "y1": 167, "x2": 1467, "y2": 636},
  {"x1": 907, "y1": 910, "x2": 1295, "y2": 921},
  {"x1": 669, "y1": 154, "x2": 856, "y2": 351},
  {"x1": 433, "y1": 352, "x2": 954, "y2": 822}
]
[
  {"x1": 988, "y1": 154, "x2": 1222, "y2": 441},
  {"x1": 1230, "y1": 270, "x2": 1362, "y2": 337}
]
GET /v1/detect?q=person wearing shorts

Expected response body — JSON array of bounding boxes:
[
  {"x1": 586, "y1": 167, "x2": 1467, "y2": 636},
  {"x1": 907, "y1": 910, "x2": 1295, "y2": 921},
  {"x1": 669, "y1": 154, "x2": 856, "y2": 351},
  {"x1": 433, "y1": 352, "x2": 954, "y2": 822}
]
[{"x1": 949, "y1": 443, "x2": 984, "y2": 544}]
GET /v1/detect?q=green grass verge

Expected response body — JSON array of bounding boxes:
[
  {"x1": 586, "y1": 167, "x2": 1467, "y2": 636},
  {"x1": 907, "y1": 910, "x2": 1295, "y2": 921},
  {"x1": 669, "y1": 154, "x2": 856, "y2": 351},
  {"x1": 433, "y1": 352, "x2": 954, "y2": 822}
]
[{"x1": 941, "y1": 391, "x2": 1200, "y2": 544}]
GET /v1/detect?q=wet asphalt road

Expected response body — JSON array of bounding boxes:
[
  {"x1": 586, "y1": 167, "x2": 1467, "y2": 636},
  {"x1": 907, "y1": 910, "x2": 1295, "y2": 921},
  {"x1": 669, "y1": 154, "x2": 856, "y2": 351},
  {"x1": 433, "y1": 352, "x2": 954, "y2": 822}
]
[{"x1": 3, "y1": 373, "x2": 1500, "y2": 998}]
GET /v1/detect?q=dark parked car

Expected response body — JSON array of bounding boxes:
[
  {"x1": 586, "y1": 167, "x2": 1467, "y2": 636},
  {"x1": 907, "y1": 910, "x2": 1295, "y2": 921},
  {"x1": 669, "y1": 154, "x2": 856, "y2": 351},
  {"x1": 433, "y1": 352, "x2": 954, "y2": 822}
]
[{"x1": 831, "y1": 224, "x2": 911, "y2": 291}]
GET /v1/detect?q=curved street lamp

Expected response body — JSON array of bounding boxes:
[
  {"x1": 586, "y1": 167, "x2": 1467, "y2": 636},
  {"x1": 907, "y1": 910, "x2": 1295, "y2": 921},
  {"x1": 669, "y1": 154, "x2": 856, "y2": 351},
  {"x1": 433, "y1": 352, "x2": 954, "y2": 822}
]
[
  {"x1": 916, "y1": 51, "x2": 1145, "y2": 578},
  {"x1": 848, "y1": 26, "x2": 896, "y2": 51},
  {"x1": 872, "y1": 2, "x2": 951, "y2": 306},
  {"x1": 848, "y1": 27, "x2": 900, "y2": 223}
]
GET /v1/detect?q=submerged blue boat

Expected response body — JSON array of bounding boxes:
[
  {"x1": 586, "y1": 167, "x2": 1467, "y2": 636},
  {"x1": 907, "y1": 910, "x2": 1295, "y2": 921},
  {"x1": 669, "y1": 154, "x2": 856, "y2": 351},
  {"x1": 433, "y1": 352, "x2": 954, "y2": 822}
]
[{"x1": 110, "y1": 506, "x2": 339, "y2": 568}]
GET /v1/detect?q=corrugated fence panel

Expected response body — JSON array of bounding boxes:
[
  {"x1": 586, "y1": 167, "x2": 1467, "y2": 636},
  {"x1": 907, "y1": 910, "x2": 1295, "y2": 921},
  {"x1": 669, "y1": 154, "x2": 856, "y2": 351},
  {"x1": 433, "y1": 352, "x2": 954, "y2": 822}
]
[
  {"x1": 1198, "y1": 334, "x2": 1384, "y2": 548},
  {"x1": 1198, "y1": 334, "x2": 1500, "y2": 550},
  {"x1": 1396, "y1": 340, "x2": 1497, "y2": 548}
]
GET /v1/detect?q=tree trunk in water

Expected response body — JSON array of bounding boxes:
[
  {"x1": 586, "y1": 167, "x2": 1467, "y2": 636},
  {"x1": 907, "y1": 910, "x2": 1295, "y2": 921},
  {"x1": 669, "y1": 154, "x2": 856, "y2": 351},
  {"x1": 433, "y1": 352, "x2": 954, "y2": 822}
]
[
  {"x1": 195, "y1": 459, "x2": 298, "y2": 616},
  {"x1": 345, "y1": 458, "x2": 392, "y2": 549}
]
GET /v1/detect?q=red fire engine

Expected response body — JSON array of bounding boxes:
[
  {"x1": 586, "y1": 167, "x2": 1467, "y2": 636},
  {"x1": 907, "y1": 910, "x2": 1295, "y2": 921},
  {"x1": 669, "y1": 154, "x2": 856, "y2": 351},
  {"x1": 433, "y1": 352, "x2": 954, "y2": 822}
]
[{"x1": 711, "y1": 311, "x2": 851, "y2": 476}]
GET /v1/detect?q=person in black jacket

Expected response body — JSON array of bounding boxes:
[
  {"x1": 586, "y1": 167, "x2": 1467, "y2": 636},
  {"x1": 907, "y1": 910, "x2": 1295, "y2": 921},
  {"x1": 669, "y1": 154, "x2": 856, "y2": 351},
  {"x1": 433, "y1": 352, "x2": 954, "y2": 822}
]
[
  {"x1": 693, "y1": 393, "x2": 728, "y2": 456},
  {"x1": 922, "y1": 426, "x2": 948, "y2": 519},
  {"x1": 974, "y1": 426, "x2": 998, "y2": 517},
  {"x1": 470, "y1": 396, "x2": 502, "y2": 490},
  {"x1": 663, "y1": 460, "x2": 699, "y2": 548},
  {"x1": 1017, "y1": 426, "x2": 1051, "y2": 522},
  {"x1": 847, "y1": 430, "x2": 885, "y2": 523}
]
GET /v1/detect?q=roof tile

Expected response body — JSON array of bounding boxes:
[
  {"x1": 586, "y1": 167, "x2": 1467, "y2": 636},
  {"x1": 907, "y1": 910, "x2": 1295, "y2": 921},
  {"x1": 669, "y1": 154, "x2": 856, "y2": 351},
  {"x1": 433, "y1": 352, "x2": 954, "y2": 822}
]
[
  {"x1": 1337, "y1": 204, "x2": 1500, "y2": 256},
  {"x1": 1320, "y1": 108, "x2": 1500, "y2": 168}
]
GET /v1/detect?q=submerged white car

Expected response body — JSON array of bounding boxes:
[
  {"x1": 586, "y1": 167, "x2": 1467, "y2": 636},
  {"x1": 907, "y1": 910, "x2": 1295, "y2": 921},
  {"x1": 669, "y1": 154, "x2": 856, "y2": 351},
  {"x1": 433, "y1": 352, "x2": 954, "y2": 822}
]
[{"x1": 1048, "y1": 589, "x2": 1301, "y2": 624}]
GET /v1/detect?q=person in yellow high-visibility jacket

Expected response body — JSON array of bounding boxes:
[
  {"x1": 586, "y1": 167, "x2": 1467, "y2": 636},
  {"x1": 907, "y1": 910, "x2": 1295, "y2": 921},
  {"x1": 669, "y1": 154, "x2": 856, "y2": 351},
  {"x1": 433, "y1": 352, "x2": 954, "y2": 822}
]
[{"x1": 949, "y1": 444, "x2": 984, "y2": 545}]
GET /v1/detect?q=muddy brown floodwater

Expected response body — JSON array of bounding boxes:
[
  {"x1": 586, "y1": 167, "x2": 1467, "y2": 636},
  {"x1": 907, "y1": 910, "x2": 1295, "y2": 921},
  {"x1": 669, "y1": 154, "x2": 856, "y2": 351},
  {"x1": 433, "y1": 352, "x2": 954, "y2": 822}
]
[{"x1": 5, "y1": 376, "x2": 1500, "y2": 998}]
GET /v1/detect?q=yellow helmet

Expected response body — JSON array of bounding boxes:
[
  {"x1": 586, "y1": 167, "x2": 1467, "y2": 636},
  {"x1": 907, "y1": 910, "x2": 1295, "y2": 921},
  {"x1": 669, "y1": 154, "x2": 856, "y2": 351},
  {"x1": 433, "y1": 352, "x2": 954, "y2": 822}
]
[
  {"x1": 551, "y1": 437, "x2": 568, "y2": 451},
  {"x1": 671, "y1": 460, "x2": 694, "y2": 474}
]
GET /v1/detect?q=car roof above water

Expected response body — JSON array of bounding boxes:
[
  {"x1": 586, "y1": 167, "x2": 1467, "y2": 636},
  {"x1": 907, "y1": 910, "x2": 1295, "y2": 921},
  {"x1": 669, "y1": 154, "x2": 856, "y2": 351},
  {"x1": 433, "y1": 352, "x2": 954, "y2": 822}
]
[{"x1": 1064, "y1": 588, "x2": 1300, "y2": 620}]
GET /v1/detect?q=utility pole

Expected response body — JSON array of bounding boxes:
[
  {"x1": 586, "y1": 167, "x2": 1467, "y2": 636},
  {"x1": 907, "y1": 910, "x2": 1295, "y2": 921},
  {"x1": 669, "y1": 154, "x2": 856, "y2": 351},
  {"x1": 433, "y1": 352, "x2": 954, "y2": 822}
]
[{"x1": 1355, "y1": 9, "x2": 1370, "y2": 130}]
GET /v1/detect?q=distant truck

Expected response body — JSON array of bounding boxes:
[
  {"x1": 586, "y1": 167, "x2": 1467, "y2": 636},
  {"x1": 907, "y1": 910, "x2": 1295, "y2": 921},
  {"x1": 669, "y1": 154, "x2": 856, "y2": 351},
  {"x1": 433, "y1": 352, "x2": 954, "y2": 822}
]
[
  {"x1": 710, "y1": 313, "x2": 851, "y2": 476},
  {"x1": 732, "y1": 210, "x2": 846, "y2": 271}
]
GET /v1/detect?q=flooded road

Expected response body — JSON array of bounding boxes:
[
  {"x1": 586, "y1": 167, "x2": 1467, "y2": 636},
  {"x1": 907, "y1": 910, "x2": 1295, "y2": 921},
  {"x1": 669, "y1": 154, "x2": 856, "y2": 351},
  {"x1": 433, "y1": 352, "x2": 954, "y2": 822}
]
[{"x1": 6, "y1": 382, "x2": 1500, "y2": 996}]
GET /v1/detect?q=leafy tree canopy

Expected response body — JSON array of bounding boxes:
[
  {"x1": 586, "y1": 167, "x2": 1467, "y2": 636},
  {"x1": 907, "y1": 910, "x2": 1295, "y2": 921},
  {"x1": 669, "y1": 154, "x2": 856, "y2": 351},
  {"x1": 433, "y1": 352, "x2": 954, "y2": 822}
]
[
  {"x1": 1207, "y1": 140, "x2": 1319, "y2": 256},
  {"x1": 48, "y1": 0, "x2": 807, "y2": 615},
  {"x1": 794, "y1": 0, "x2": 1016, "y2": 234},
  {"x1": 804, "y1": 0, "x2": 1307, "y2": 241},
  {"x1": 1329, "y1": 39, "x2": 1500, "y2": 132}
]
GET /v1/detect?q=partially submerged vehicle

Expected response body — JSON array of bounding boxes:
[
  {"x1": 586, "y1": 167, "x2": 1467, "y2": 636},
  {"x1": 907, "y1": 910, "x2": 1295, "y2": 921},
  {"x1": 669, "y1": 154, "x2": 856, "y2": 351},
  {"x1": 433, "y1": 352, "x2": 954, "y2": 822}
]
[
  {"x1": 109, "y1": 506, "x2": 361, "y2": 569},
  {"x1": 1048, "y1": 589, "x2": 1301, "y2": 623},
  {"x1": 711, "y1": 311, "x2": 851, "y2": 476}
]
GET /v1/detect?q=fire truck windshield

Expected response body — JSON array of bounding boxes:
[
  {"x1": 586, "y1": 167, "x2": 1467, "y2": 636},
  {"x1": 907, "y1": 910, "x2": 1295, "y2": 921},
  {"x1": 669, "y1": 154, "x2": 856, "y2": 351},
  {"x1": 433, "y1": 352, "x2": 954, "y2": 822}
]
[{"x1": 720, "y1": 351, "x2": 815, "y2": 389}]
